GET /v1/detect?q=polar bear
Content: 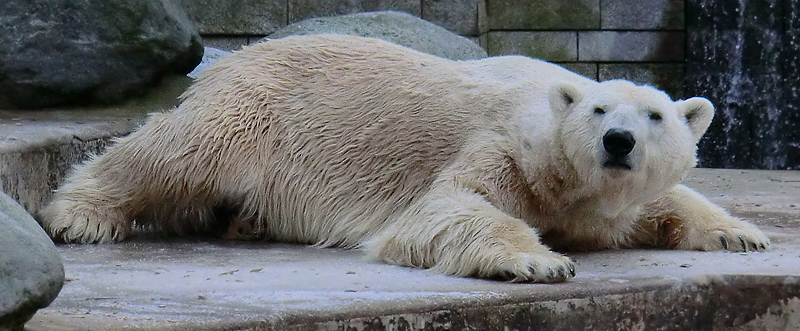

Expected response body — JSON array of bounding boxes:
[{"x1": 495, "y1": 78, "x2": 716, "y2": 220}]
[{"x1": 40, "y1": 34, "x2": 770, "y2": 283}]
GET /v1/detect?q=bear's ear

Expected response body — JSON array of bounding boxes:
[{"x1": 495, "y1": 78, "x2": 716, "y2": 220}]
[
  {"x1": 676, "y1": 97, "x2": 715, "y2": 141},
  {"x1": 549, "y1": 82, "x2": 584, "y2": 117}
]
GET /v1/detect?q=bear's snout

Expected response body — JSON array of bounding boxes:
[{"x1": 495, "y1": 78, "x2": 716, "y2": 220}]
[{"x1": 603, "y1": 128, "x2": 635, "y2": 159}]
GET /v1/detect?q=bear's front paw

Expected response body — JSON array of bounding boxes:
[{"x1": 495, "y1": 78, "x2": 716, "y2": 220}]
[
  {"x1": 682, "y1": 218, "x2": 771, "y2": 252},
  {"x1": 222, "y1": 216, "x2": 264, "y2": 241},
  {"x1": 498, "y1": 251, "x2": 575, "y2": 283},
  {"x1": 714, "y1": 223, "x2": 771, "y2": 252}
]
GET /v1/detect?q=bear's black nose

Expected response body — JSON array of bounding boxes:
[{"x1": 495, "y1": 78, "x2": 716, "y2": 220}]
[{"x1": 603, "y1": 129, "x2": 635, "y2": 157}]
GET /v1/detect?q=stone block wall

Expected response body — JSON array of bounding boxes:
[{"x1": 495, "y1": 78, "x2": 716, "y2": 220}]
[
  {"x1": 177, "y1": 0, "x2": 686, "y2": 99},
  {"x1": 485, "y1": 0, "x2": 685, "y2": 99},
  {"x1": 175, "y1": 0, "x2": 488, "y2": 50}
]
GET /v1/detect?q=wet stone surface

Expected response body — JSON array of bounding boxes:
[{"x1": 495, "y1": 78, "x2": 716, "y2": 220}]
[{"x1": 23, "y1": 169, "x2": 800, "y2": 330}]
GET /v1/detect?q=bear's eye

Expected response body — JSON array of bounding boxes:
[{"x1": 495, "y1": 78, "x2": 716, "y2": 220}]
[
  {"x1": 594, "y1": 107, "x2": 605, "y2": 115},
  {"x1": 649, "y1": 112, "x2": 663, "y2": 122}
]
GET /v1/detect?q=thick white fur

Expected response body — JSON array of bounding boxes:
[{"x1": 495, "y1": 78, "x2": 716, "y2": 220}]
[{"x1": 40, "y1": 34, "x2": 770, "y2": 283}]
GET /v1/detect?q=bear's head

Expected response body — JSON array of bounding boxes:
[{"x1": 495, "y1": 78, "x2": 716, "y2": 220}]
[{"x1": 549, "y1": 79, "x2": 714, "y2": 211}]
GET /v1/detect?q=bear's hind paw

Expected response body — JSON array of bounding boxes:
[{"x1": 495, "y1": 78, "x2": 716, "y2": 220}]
[
  {"x1": 40, "y1": 200, "x2": 129, "y2": 244},
  {"x1": 49, "y1": 214, "x2": 128, "y2": 244}
]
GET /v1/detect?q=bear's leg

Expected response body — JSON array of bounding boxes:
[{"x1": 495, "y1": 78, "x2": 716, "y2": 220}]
[
  {"x1": 634, "y1": 184, "x2": 770, "y2": 251},
  {"x1": 40, "y1": 114, "x2": 182, "y2": 243},
  {"x1": 365, "y1": 186, "x2": 574, "y2": 283},
  {"x1": 39, "y1": 157, "x2": 132, "y2": 243}
]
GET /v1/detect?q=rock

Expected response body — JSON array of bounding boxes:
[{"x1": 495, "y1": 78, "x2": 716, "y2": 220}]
[
  {"x1": 0, "y1": 0, "x2": 203, "y2": 110},
  {"x1": 264, "y1": 11, "x2": 488, "y2": 61},
  {"x1": 186, "y1": 12, "x2": 487, "y2": 81},
  {"x1": 0, "y1": 192, "x2": 64, "y2": 330},
  {"x1": 187, "y1": 47, "x2": 233, "y2": 79}
]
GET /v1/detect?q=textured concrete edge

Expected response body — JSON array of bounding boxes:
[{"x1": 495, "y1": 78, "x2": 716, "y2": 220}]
[
  {"x1": 124, "y1": 275, "x2": 796, "y2": 330},
  {"x1": 0, "y1": 122, "x2": 132, "y2": 155},
  {"x1": 0, "y1": 135, "x2": 127, "y2": 216},
  {"x1": 257, "y1": 279, "x2": 678, "y2": 330},
  {"x1": 259, "y1": 275, "x2": 800, "y2": 331}
]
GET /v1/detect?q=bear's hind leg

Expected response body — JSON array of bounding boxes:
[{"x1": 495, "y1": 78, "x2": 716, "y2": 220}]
[
  {"x1": 40, "y1": 159, "x2": 132, "y2": 243},
  {"x1": 365, "y1": 187, "x2": 574, "y2": 283},
  {"x1": 40, "y1": 113, "x2": 183, "y2": 243}
]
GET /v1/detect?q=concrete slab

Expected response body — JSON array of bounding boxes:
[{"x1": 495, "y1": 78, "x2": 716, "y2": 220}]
[{"x1": 21, "y1": 169, "x2": 800, "y2": 330}]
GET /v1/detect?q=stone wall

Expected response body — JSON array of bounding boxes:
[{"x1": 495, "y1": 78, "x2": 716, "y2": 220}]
[
  {"x1": 486, "y1": 0, "x2": 685, "y2": 99},
  {"x1": 176, "y1": 0, "x2": 686, "y2": 99}
]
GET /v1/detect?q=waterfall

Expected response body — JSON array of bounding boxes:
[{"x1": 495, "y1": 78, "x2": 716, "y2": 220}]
[{"x1": 686, "y1": 0, "x2": 799, "y2": 170}]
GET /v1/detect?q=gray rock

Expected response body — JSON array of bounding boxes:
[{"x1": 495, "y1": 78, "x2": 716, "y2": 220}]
[
  {"x1": 187, "y1": 47, "x2": 233, "y2": 79},
  {"x1": 264, "y1": 11, "x2": 488, "y2": 61},
  {"x1": 0, "y1": 0, "x2": 203, "y2": 110},
  {"x1": 0, "y1": 192, "x2": 64, "y2": 330}
]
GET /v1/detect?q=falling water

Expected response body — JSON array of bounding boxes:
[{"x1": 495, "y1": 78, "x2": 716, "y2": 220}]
[
  {"x1": 720, "y1": 0, "x2": 746, "y2": 167},
  {"x1": 686, "y1": 0, "x2": 799, "y2": 170}
]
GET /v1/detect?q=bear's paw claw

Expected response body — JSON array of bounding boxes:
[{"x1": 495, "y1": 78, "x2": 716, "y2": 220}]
[
  {"x1": 710, "y1": 226, "x2": 771, "y2": 252},
  {"x1": 500, "y1": 252, "x2": 575, "y2": 283}
]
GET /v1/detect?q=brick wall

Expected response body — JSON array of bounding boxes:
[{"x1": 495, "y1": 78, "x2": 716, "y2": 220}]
[{"x1": 178, "y1": 0, "x2": 686, "y2": 99}]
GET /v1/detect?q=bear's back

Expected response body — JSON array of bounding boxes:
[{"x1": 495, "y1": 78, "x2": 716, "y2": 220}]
[
  {"x1": 171, "y1": 35, "x2": 498, "y2": 245},
  {"x1": 165, "y1": 34, "x2": 595, "y2": 246}
]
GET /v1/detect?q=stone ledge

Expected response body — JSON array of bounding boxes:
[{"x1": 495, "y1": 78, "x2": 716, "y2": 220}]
[{"x1": 20, "y1": 169, "x2": 800, "y2": 330}]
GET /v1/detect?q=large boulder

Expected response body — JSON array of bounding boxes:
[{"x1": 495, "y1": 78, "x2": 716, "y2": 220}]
[
  {"x1": 0, "y1": 192, "x2": 64, "y2": 330},
  {"x1": 0, "y1": 0, "x2": 203, "y2": 110},
  {"x1": 264, "y1": 11, "x2": 488, "y2": 61}
]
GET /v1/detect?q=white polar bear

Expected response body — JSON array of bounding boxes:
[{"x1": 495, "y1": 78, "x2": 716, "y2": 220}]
[{"x1": 40, "y1": 34, "x2": 770, "y2": 283}]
